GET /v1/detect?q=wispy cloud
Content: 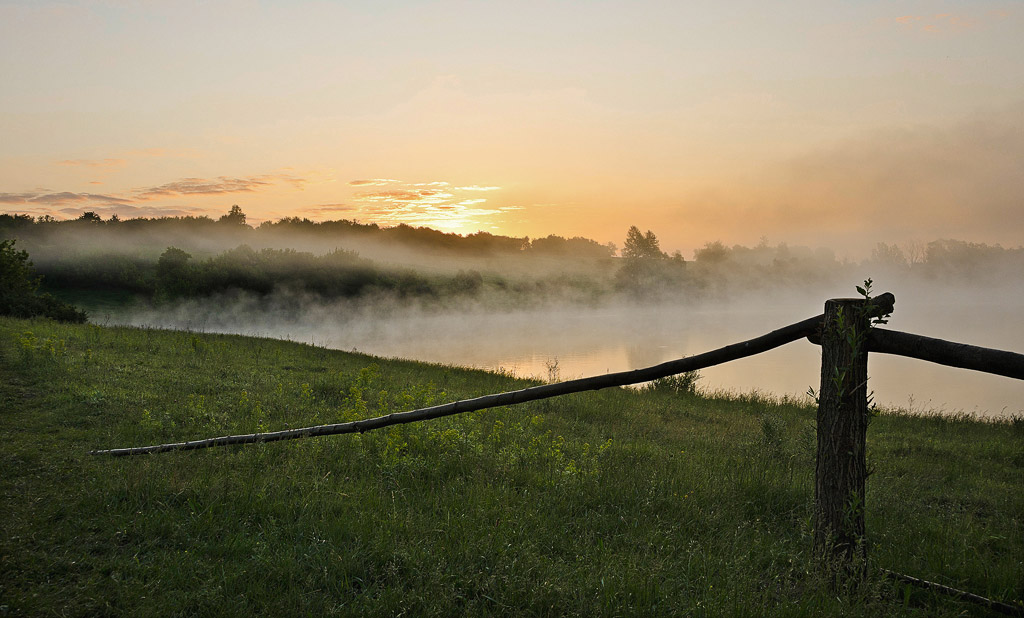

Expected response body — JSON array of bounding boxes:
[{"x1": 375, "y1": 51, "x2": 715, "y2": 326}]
[
  {"x1": 307, "y1": 203, "x2": 356, "y2": 213},
  {"x1": 56, "y1": 205, "x2": 208, "y2": 219},
  {"x1": 133, "y1": 172, "x2": 306, "y2": 200},
  {"x1": 356, "y1": 188, "x2": 455, "y2": 203},
  {"x1": 0, "y1": 191, "x2": 133, "y2": 206},
  {"x1": 134, "y1": 177, "x2": 270, "y2": 199},
  {"x1": 346, "y1": 180, "x2": 508, "y2": 231},
  {"x1": 1, "y1": 169, "x2": 310, "y2": 221},
  {"x1": 0, "y1": 192, "x2": 40, "y2": 204},
  {"x1": 0, "y1": 203, "x2": 208, "y2": 221},
  {"x1": 348, "y1": 179, "x2": 400, "y2": 187}
]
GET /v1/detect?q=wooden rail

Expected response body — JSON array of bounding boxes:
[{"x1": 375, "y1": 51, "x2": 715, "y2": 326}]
[
  {"x1": 869, "y1": 328, "x2": 1024, "y2": 379},
  {"x1": 88, "y1": 301, "x2": 871, "y2": 457}
]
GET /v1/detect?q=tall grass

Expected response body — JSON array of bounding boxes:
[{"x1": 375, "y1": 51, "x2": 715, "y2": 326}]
[{"x1": 1, "y1": 317, "x2": 1021, "y2": 616}]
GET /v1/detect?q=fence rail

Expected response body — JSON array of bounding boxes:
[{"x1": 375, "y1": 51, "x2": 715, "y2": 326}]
[
  {"x1": 869, "y1": 328, "x2": 1024, "y2": 379},
  {"x1": 91, "y1": 293, "x2": 896, "y2": 457},
  {"x1": 87, "y1": 312, "x2": 826, "y2": 456}
]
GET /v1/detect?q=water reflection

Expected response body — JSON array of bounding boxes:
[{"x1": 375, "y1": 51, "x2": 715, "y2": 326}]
[
  {"x1": 112, "y1": 295, "x2": 1024, "y2": 419},
  {"x1": 324, "y1": 302, "x2": 1024, "y2": 419}
]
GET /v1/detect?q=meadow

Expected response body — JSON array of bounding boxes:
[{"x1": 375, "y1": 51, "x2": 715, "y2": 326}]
[{"x1": 1, "y1": 316, "x2": 1021, "y2": 616}]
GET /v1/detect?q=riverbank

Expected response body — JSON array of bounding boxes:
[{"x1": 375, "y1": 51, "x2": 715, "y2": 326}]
[{"x1": 2, "y1": 317, "x2": 1021, "y2": 616}]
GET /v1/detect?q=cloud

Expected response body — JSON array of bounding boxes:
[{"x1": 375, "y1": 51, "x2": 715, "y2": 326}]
[
  {"x1": 0, "y1": 192, "x2": 40, "y2": 204},
  {"x1": 346, "y1": 179, "x2": 510, "y2": 231},
  {"x1": 134, "y1": 177, "x2": 267, "y2": 199},
  {"x1": 1, "y1": 204, "x2": 208, "y2": 221},
  {"x1": 356, "y1": 189, "x2": 454, "y2": 203},
  {"x1": 1, "y1": 167, "x2": 325, "y2": 227},
  {"x1": 58, "y1": 205, "x2": 209, "y2": 219},
  {"x1": 134, "y1": 172, "x2": 305, "y2": 200},
  {"x1": 348, "y1": 179, "x2": 400, "y2": 186},
  {"x1": 0, "y1": 191, "x2": 133, "y2": 206},
  {"x1": 307, "y1": 203, "x2": 356, "y2": 213}
]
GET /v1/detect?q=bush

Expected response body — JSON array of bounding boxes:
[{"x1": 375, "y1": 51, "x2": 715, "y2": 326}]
[{"x1": 645, "y1": 371, "x2": 701, "y2": 395}]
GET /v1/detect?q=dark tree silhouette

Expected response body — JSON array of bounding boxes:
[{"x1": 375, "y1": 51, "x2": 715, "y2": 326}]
[
  {"x1": 156, "y1": 247, "x2": 194, "y2": 298},
  {"x1": 0, "y1": 239, "x2": 86, "y2": 322},
  {"x1": 219, "y1": 205, "x2": 248, "y2": 226},
  {"x1": 622, "y1": 226, "x2": 667, "y2": 260}
]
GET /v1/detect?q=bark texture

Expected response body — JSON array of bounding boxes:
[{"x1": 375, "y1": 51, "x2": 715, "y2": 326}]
[
  {"x1": 814, "y1": 298, "x2": 869, "y2": 575},
  {"x1": 868, "y1": 328, "x2": 1024, "y2": 380}
]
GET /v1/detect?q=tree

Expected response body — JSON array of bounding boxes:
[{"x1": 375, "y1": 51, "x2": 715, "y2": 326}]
[
  {"x1": 622, "y1": 226, "x2": 667, "y2": 260},
  {"x1": 870, "y1": 242, "x2": 908, "y2": 269},
  {"x1": 616, "y1": 227, "x2": 684, "y2": 294},
  {"x1": 156, "y1": 246, "x2": 194, "y2": 299},
  {"x1": 0, "y1": 239, "x2": 86, "y2": 322},
  {"x1": 219, "y1": 205, "x2": 247, "y2": 226},
  {"x1": 693, "y1": 240, "x2": 729, "y2": 263},
  {"x1": 0, "y1": 239, "x2": 39, "y2": 309}
]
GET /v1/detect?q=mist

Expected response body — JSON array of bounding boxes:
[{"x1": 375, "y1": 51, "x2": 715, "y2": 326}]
[
  {"x1": 4, "y1": 212, "x2": 1022, "y2": 418},
  {"x1": 95, "y1": 275, "x2": 1024, "y2": 420}
]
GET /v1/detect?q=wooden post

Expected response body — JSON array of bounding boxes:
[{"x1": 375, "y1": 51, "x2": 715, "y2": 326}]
[{"x1": 814, "y1": 298, "x2": 870, "y2": 579}]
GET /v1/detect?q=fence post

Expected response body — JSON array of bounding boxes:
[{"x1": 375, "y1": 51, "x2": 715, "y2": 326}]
[{"x1": 814, "y1": 297, "x2": 870, "y2": 580}]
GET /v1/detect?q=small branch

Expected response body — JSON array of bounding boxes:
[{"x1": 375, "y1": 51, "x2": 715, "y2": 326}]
[{"x1": 882, "y1": 569, "x2": 1024, "y2": 616}]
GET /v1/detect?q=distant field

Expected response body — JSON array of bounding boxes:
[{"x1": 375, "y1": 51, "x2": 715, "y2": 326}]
[{"x1": 1, "y1": 317, "x2": 1021, "y2": 616}]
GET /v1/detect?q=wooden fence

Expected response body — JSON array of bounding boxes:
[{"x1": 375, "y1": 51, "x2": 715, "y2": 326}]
[{"x1": 90, "y1": 291, "x2": 1024, "y2": 612}]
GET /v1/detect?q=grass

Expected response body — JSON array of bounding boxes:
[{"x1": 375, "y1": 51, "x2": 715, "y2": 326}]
[{"x1": 1, "y1": 316, "x2": 1021, "y2": 617}]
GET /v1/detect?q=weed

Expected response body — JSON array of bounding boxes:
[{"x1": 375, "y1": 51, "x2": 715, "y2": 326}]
[{"x1": 646, "y1": 370, "x2": 702, "y2": 395}]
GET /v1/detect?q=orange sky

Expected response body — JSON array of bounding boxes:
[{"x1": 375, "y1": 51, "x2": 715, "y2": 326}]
[{"x1": 2, "y1": 1, "x2": 1022, "y2": 257}]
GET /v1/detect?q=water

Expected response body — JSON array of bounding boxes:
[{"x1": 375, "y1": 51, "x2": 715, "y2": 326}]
[{"x1": 107, "y1": 292, "x2": 1024, "y2": 419}]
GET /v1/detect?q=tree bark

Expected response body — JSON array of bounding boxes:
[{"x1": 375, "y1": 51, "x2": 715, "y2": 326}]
[{"x1": 814, "y1": 298, "x2": 870, "y2": 579}]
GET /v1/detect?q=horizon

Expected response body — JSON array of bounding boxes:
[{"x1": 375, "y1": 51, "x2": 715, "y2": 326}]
[
  {"x1": 10, "y1": 209, "x2": 1024, "y2": 264},
  {"x1": 2, "y1": 1, "x2": 1023, "y2": 258}
]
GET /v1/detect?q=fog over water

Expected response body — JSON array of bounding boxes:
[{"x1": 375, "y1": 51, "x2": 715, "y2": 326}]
[{"x1": 103, "y1": 282, "x2": 1024, "y2": 420}]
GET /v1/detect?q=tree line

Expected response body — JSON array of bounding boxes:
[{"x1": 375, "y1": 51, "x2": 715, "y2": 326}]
[
  {"x1": 4, "y1": 207, "x2": 1024, "y2": 323},
  {"x1": 0, "y1": 208, "x2": 616, "y2": 260}
]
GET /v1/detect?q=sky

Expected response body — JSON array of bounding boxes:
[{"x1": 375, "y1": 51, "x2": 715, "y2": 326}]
[{"x1": 1, "y1": 0, "x2": 1022, "y2": 257}]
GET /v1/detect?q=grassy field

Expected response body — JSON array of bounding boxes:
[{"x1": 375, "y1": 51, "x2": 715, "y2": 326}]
[{"x1": 1, "y1": 316, "x2": 1021, "y2": 617}]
